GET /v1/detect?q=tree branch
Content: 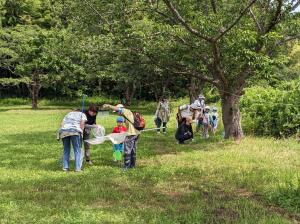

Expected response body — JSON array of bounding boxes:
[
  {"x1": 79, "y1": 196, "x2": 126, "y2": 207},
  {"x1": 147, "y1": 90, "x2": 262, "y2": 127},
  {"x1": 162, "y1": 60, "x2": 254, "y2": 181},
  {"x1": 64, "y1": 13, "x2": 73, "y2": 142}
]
[
  {"x1": 211, "y1": 42, "x2": 228, "y2": 89},
  {"x1": 211, "y1": 0, "x2": 217, "y2": 14},
  {"x1": 214, "y1": 0, "x2": 257, "y2": 41},
  {"x1": 249, "y1": 8, "x2": 264, "y2": 33},
  {"x1": 168, "y1": 33, "x2": 211, "y2": 67},
  {"x1": 265, "y1": 0, "x2": 283, "y2": 33},
  {"x1": 162, "y1": 0, "x2": 213, "y2": 42},
  {"x1": 171, "y1": 68, "x2": 219, "y2": 86},
  {"x1": 82, "y1": 0, "x2": 112, "y2": 32}
]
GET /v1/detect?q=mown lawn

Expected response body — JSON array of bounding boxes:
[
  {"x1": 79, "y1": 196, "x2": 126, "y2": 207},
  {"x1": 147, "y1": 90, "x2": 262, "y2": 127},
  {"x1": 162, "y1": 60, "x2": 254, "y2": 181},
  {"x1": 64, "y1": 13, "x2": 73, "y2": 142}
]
[{"x1": 0, "y1": 104, "x2": 299, "y2": 223}]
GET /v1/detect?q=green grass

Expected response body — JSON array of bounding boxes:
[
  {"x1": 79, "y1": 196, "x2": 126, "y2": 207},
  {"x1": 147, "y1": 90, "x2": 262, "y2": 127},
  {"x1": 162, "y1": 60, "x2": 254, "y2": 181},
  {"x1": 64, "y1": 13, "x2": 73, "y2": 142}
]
[{"x1": 0, "y1": 103, "x2": 299, "y2": 223}]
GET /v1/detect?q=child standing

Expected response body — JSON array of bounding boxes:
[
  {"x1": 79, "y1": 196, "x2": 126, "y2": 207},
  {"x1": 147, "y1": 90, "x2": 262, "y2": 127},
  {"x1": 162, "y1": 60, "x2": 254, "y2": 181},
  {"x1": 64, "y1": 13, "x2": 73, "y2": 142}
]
[
  {"x1": 210, "y1": 107, "x2": 218, "y2": 135},
  {"x1": 202, "y1": 106, "x2": 212, "y2": 139},
  {"x1": 112, "y1": 117, "x2": 127, "y2": 162}
]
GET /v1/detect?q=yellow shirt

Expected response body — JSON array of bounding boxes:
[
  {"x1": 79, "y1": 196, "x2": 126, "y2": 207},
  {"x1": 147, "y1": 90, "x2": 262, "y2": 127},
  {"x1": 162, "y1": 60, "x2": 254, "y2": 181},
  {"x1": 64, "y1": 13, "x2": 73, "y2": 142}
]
[{"x1": 122, "y1": 108, "x2": 140, "y2": 136}]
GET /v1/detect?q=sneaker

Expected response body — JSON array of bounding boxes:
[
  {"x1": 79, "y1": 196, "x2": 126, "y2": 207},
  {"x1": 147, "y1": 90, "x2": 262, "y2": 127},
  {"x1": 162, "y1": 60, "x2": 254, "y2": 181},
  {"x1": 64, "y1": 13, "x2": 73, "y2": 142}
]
[
  {"x1": 74, "y1": 169, "x2": 82, "y2": 172},
  {"x1": 63, "y1": 168, "x2": 69, "y2": 172}
]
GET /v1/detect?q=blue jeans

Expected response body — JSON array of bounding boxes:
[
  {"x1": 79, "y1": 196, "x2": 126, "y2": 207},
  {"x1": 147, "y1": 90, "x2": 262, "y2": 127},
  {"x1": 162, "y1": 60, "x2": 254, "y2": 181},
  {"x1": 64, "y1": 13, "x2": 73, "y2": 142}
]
[{"x1": 62, "y1": 135, "x2": 82, "y2": 171}]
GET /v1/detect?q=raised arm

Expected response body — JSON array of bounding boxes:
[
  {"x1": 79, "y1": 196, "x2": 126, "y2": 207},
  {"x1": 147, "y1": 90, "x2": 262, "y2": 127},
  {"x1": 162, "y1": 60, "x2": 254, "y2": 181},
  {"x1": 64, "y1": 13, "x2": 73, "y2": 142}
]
[{"x1": 102, "y1": 104, "x2": 120, "y2": 112}]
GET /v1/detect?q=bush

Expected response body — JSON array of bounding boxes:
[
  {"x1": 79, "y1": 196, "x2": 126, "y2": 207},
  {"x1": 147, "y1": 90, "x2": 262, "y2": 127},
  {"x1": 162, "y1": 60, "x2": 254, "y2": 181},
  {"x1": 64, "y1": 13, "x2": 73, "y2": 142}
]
[
  {"x1": 0, "y1": 98, "x2": 30, "y2": 106},
  {"x1": 240, "y1": 79, "x2": 300, "y2": 137}
]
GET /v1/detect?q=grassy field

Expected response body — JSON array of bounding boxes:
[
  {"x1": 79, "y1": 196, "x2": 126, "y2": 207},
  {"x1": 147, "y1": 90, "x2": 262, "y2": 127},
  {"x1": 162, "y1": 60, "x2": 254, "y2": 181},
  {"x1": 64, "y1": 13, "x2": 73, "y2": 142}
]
[{"x1": 0, "y1": 103, "x2": 299, "y2": 223}]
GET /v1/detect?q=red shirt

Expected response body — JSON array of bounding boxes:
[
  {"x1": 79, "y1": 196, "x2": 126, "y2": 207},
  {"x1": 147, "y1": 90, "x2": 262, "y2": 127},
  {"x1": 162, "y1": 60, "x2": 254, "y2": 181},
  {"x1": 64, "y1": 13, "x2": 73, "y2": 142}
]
[{"x1": 112, "y1": 126, "x2": 127, "y2": 133}]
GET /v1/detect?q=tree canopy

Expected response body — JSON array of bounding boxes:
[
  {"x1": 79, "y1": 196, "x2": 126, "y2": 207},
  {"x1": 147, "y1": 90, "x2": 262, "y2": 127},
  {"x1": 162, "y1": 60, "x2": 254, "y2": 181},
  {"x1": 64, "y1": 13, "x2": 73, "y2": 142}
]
[{"x1": 0, "y1": 0, "x2": 299, "y2": 138}]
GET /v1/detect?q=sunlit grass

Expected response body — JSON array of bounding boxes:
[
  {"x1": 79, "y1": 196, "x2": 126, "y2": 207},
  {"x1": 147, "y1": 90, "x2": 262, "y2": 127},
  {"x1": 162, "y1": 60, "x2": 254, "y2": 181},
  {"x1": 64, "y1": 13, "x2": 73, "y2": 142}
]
[{"x1": 0, "y1": 104, "x2": 299, "y2": 223}]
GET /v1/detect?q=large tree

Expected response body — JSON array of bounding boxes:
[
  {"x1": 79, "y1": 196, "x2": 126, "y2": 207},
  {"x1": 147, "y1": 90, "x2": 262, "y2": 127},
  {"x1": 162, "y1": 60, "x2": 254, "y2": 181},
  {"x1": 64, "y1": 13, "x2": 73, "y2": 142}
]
[
  {"x1": 144, "y1": 0, "x2": 300, "y2": 139},
  {"x1": 66, "y1": 0, "x2": 299, "y2": 139}
]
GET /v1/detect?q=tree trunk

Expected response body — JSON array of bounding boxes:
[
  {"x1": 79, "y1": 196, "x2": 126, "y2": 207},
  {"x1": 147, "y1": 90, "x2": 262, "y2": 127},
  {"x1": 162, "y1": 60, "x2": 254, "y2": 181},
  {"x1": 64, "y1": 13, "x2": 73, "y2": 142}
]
[
  {"x1": 97, "y1": 78, "x2": 102, "y2": 95},
  {"x1": 188, "y1": 77, "x2": 205, "y2": 104},
  {"x1": 221, "y1": 94, "x2": 243, "y2": 140},
  {"x1": 28, "y1": 72, "x2": 41, "y2": 110},
  {"x1": 125, "y1": 82, "x2": 136, "y2": 106},
  {"x1": 189, "y1": 77, "x2": 198, "y2": 104},
  {"x1": 125, "y1": 86, "x2": 131, "y2": 106}
]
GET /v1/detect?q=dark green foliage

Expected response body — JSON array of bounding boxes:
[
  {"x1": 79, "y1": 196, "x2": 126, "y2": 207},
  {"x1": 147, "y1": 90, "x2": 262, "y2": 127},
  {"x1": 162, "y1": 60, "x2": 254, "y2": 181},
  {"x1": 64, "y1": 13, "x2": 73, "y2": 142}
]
[{"x1": 240, "y1": 79, "x2": 300, "y2": 137}]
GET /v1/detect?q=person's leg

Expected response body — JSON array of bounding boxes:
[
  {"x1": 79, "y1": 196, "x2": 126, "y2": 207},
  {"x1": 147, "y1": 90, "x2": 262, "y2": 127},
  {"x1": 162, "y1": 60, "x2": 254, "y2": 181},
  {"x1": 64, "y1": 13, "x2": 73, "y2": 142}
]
[
  {"x1": 156, "y1": 118, "x2": 162, "y2": 133},
  {"x1": 124, "y1": 136, "x2": 133, "y2": 169},
  {"x1": 113, "y1": 144, "x2": 117, "y2": 161},
  {"x1": 162, "y1": 122, "x2": 167, "y2": 133},
  {"x1": 130, "y1": 136, "x2": 138, "y2": 168},
  {"x1": 83, "y1": 129, "x2": 91, "y2": 162},
  {"x1": 62, "y1": 137, "x2": 71, "y2": 170},
  {"x1": 202, "y1": 124, "x2": 209, "y2": 138},
  {"x1": 71, "y1": 135, "x2": 82, "y2": 171}
]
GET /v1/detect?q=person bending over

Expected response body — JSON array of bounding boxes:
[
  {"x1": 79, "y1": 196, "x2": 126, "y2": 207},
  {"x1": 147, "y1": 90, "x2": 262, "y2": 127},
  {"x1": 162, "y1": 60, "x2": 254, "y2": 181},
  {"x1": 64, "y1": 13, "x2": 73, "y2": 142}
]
[
  {"x1": 59, "y1": 109, "x2": 87, "y2": 172},
  {"x1": 175, "y1": 117, "x2": 194, "y2": 144},
  {"x1": 83, "y1": 104, "x2": 98, "y2": 165}
]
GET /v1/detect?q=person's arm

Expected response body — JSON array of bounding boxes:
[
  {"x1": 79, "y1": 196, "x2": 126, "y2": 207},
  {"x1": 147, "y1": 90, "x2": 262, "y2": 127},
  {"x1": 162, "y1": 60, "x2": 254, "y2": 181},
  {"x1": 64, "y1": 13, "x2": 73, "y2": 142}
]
[
  {"x1": 80, "y1": 120, "x2": 85, "y2": 131},
  {"x1": 154, "y1": 103, "x2": 160, "y2": 117},
  {"x1": 80, "y1": 113, "x2": 87, "y2": 130},
  {"x1": 103, "y1": 104, "x2": 121, "y2": 113}
]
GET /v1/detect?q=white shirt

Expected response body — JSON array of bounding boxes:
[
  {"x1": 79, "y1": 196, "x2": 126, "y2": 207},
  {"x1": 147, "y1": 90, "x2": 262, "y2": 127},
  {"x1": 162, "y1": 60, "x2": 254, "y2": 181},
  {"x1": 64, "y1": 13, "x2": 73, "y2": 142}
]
[
  {"x1": 179, "y1": 104, "x2": 193, "y2": 118},
  {"x1": 193, "y1": 99, "x2": 205, "y2": 108},
  {"x1": 61, "y1": 111, "x2": 87, "y2": 133}
]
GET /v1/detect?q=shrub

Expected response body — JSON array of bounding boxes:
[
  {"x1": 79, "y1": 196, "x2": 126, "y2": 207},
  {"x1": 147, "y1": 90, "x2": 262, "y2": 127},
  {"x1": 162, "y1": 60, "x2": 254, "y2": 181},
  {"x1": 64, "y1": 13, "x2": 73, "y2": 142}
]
[{"x1": 240, "y1": 79, "x2": 300, "y2": 137}]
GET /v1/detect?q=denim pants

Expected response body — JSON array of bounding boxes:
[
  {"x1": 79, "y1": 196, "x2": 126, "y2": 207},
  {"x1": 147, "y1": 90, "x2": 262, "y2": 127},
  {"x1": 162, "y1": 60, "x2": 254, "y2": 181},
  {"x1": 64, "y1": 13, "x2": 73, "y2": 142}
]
[{"x1": 62, "y1": 135, "x2": 82, "y2": 171}]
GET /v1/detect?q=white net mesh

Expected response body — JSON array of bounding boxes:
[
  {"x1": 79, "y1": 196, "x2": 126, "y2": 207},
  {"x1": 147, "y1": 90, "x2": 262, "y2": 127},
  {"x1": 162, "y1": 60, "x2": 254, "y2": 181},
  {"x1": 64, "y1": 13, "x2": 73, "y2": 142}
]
[
  {"x1": 85, "y1": 132, "x2": 127, "y2": 145},
  {"x1": 91, "y1": 125, "x2": 105, "y2": 138}
]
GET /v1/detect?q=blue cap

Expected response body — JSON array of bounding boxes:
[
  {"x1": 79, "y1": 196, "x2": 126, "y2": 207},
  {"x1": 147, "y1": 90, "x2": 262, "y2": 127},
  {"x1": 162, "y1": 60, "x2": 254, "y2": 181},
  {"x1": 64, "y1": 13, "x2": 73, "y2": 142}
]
[{"x1": 117, "y1": 117, "x2": 124, "y2": 123}]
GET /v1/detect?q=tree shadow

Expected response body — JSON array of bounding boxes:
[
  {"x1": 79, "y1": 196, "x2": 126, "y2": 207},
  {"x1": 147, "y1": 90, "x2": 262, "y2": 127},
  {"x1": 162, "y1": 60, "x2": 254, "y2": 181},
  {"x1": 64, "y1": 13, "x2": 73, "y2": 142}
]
[{"x1": 0, "y1": 161, "x2": 288, "y2": 223}]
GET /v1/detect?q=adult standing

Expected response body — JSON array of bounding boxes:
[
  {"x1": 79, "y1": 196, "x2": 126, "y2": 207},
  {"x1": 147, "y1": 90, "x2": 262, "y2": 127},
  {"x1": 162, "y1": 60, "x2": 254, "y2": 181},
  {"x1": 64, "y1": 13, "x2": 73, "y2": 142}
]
[
  {"x1": 83, "y1": 104, "x2": 98, "y2": 165},
  {"x1": 194, "y1": 95, "x2": 206, "y2": 132},
  {"x1": 59, "y1": 109, "x2": 87, "y2": 172},
  {"x1": 103, "y1": 104, "x2": 140, "y2": 169},
  {"x1": 154, "y1": 97, "x2": 171, "y2": 134}
]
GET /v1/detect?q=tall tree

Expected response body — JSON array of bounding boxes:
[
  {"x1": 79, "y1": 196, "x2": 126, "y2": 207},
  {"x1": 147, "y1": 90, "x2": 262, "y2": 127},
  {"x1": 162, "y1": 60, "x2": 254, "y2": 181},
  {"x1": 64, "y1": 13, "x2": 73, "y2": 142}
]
[{"x1": 144, "y1": 0, "x2": 300, "y2": 139}]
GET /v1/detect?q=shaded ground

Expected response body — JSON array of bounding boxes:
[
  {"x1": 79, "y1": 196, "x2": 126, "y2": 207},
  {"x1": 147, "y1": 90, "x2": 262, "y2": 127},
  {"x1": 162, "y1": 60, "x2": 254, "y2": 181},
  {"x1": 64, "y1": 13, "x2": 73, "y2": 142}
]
[{"x1": 0, "y1": 106, "x2": 299, "y2": 223}]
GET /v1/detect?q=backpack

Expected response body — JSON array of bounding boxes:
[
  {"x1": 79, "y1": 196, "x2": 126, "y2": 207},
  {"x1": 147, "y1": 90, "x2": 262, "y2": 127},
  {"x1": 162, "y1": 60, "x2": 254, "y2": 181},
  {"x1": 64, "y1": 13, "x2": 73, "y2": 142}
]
[{"x1": 124, "y1": 112, "x2": 146, "y2": 131}]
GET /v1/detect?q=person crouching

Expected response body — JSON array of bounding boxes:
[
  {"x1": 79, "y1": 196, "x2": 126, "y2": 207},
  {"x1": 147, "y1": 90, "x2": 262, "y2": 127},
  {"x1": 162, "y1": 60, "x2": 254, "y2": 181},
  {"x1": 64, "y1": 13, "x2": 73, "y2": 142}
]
[{"x1": 175, "y1": 117, "x2": 194, "y2": 144}]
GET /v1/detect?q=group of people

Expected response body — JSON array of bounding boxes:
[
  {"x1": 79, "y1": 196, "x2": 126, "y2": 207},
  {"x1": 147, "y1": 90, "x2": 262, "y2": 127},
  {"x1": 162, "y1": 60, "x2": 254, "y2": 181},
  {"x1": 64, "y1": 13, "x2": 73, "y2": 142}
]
[
  {"x1": 175, "y1": 95, "x2": 218, "y2": 144},
  {"x1": 58, "y1": 103, "x2": 139, "y2": 172},
  {"x1": 58, "y1": 94, "x2": 218, "y2": 172},
  {"x1": 153, "y1": 95, "x2": 219, "y2": 144}
]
